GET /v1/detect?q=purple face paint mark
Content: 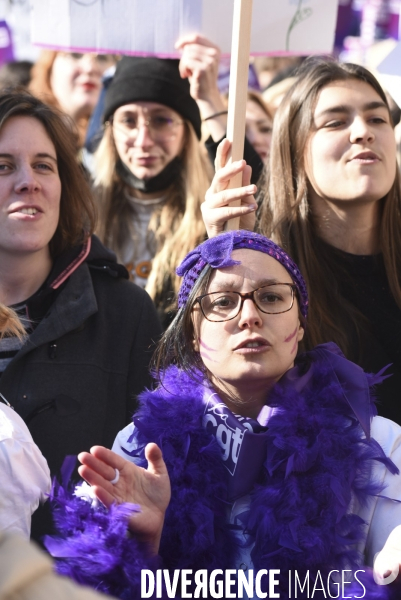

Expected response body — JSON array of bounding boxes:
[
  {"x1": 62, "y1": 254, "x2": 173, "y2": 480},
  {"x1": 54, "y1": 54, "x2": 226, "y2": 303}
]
[
  {"x1": 199, "y1": 339, "x2": 218, "y2": 363},
  {"x1": 284, "y1": 326, "x2": 298, "y2": 343},
  {"x1": 199, "y1": 350, "x2": 219, "y2": 363},
  {"x1": 199, "y1": 339, "x2": 216, "y2": 352},
  {"x1": 290, "y1": 339, "x2": 298, "y2": 355}
]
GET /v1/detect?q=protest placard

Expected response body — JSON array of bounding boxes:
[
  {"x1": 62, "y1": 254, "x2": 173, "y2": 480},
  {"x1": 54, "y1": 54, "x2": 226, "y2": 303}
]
[
  {"x1": 31, "y1": 0, "x2": 339, "y2": 57},
  {"x1": 377, "y1": 41, "x2": 401, "y2": 109}
]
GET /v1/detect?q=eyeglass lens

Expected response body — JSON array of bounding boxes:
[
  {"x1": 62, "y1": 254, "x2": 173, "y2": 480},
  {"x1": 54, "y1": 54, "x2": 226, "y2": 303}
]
[
  {"x1": 200, "y1": 284, "x2": 294, "y2": 322},
  {"x1": 112, "y1": 113, "x2": 181, "y2": 141}
]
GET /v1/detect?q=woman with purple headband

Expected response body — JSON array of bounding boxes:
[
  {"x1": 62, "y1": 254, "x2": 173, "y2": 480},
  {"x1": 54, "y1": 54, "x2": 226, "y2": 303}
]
[{"x1": 46, "y1": 230, "x2": 401, "y2": 599}]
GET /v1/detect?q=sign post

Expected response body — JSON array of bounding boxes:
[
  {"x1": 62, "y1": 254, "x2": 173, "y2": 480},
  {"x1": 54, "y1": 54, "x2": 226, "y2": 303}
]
[{"x1": 225, "y1": 0, "x2": 253, "y2": 231}]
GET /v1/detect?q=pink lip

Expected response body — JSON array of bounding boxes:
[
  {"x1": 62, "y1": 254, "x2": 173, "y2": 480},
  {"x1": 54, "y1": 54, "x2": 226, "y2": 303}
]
[
  {"x1": 349, "y1": 151, "x2": 380, "y2": 162},
  {"x1": 135, "y1": 156, "x2": 159, "y2": 165},
  {"x1": 8, "y1": 211, "x2": 43, "y2": 222},
  {"x1": 233, "y1": 337, "x2": 270, "y2": 354},
  {"x1": 80, "y1": 81, "x2": 97, "y2": 91}
]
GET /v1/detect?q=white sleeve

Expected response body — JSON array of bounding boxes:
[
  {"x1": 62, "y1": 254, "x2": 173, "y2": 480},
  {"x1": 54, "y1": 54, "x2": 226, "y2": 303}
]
[
  {"x1": 112, "y1": 423, "x2": 143, "y2": 465},
  {"x1": 357, "y1": 416, "x2": 401, "y2": 565},
  {"x1": 0, "y1": 405, "x2": 51, "y2": 538}
]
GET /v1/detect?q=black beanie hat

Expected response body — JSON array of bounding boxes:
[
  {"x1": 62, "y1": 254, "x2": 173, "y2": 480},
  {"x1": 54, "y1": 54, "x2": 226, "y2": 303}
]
[{"x1": 103, "y1": 56, "x2": 202, "y2": 139}]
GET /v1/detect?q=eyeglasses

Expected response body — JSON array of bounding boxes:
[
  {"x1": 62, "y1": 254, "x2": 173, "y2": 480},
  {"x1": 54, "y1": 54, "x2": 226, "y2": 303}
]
[
  {"x1": 194, "y1": 283, "x2": 297, "y2": 322},
  {"x1": 111, "y1": 113, "x2": 183, "y2": 142}
]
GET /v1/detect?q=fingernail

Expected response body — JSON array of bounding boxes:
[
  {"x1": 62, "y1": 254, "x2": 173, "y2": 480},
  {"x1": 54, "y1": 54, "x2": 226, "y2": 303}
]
[
  {"x1": 249, "y1": 204, "x2": 257, "y2": 211},
  {"x1": 247, "y1": 186, "x2": 256, "y2": 192}
]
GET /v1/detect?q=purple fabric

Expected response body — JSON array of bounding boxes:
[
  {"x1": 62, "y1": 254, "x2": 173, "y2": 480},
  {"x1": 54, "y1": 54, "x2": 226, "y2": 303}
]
[
  {"x1": 45, "y1": 475, "x2": 155, "y2": 599},
  {"x1": 282, "y1": 341, "x2": 392, "y2": 442},
  {"x1": 0, "y1": 21, "x2": 14, "y2": 66},
  {"x1": 176, "y1": 230, "x2": 309, "y2": 319},
  {"x1": 202, "y1": 391, "x2": 269, "y2": 500}
]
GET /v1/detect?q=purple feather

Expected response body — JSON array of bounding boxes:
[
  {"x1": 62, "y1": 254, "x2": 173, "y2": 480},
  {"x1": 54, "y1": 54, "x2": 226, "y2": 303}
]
[{"x1": 46, "y1": 479, "x2": 163, "y2": 599}]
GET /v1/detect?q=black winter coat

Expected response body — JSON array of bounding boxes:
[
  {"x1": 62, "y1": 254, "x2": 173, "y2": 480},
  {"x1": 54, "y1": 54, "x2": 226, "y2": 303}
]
[{"x1": 0, "y1": 235, "x2": 162, "y2": 541}]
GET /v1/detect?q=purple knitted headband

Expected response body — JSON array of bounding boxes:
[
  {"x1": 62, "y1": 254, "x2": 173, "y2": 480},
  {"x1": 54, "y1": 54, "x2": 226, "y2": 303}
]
[{"x1": 176, "y1": 230, "x2": 309, "y2": 319}]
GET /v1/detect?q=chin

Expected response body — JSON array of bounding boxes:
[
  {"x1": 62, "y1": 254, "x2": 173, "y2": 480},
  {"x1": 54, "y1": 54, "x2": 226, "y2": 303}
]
[
  {"x1": 73, "y1": 96, "x2": 98, "y2": 115},
  {"x1": 230, "y1": 367, "x2": 273, "y2": 383},
  {"x1": 7, "y1": 242, "x2": 50, "y2": 256}
]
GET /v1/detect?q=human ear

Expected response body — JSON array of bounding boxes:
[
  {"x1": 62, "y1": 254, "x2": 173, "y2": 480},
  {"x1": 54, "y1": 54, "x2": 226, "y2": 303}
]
[
  {"x1": 193, "y1": 336, "x2": 199, "y2": 352},
  {"x1": 297, "y1": 320, "x2": 304, "y2": 343}
]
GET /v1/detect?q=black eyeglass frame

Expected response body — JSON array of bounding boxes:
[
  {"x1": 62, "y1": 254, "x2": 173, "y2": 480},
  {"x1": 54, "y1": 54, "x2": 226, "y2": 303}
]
[{"x1": 194, "y1": 283, "x2": 298, "y2": 323}]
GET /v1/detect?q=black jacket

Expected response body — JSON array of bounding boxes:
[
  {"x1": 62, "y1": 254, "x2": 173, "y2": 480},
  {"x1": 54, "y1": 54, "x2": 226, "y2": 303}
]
[{"x1": 0, "y1": 235, "x2": 162, "y2": 541}]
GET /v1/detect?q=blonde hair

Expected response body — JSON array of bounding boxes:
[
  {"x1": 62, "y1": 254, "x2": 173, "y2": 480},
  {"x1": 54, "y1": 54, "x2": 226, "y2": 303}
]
[
  {"x1": 94, "y1": 121, "x2": 212, "y2": 302},
  {"x1": 0, "y1": 305, "x2": 25, "y2": 339}
]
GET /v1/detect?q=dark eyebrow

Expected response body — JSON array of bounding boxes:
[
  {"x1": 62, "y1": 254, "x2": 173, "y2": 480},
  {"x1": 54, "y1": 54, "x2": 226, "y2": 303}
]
[
  {"x1": 209, "y1": 277, "x2": 282, "y2": 291},
  {"x1": 36, "y1": 153, "x2": 58, "y2": 163},
  {"x1": 0, "y1": 152, "x2": 57, "y2": 163},
  {"x1": 316, "y1": 101, "x2": 388, "y2": 120}
]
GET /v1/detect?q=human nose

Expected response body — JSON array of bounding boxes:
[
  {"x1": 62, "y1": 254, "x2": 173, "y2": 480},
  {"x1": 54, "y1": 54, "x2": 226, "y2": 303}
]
[
  {"x1": 79, "y1": 54, "x2": 97, "y2": 74},
  {"x1": 246, "y1": 124, "x2": 258, "y2": 146},
  {"x1": 14, "y1": 166, "x2": 40, "y2": 193},
  {"x1": 133, "y1": 121, "x2": 154, "y2": 147},
  {"x1": 237, "y1": 297, "x2": 263, "y2": 329},
  {"x1": 350, "y1": 116, "x2": 374, "y2": 144}
]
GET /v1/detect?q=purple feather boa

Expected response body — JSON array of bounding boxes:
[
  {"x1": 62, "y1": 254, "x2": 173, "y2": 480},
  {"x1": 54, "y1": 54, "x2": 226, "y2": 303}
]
[
  {"x1": 46, "y1": 479, "x2": 162, "y2": 599},
  {"x1": 46, "y1": 343, "x2": 398, "y2": 599}
]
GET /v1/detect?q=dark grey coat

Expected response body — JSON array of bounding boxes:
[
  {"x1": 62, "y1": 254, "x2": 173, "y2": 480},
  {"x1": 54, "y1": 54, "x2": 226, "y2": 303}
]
[{"x1": 0, "y1": 236, "x2": 162, "y2": 541}]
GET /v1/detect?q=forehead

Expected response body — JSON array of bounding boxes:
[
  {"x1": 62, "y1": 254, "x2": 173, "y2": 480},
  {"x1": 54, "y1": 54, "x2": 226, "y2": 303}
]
[
  {"x1": 0, "y1": 116, "x2": 55, "y2": 151},
  {"x1": 313, "y1": 79, "x2": 386, "y2": 115},
  {"x1": 207, "y1": 248, "x2": 293, "y2": 290},
  {"x1": 246, "y1": 100, "x2": 270, "y2": 121},
  {"x1": 114, "y1": 102, "x2": 178, "y2": 116}
]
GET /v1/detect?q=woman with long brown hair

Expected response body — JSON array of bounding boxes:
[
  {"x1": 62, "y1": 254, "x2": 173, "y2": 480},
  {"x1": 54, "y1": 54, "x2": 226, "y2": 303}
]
[
  {"x1": 0, "y1": 91, "x2": 161, "y2": 540},
  {"x1": 202, "y1": 57, "x2": 401, "y2": 424}
]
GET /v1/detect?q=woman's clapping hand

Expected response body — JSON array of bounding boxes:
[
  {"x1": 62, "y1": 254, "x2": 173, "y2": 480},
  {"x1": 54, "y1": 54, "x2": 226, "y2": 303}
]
[{"x1": 78, "y1": 443, "x2": 171, "y2": 556}]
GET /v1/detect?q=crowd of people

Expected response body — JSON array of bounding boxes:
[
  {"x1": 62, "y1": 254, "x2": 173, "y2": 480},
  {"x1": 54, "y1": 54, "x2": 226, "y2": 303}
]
[{"x1": 1, "y1": 34, "x2": 401, "y2": 600}]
